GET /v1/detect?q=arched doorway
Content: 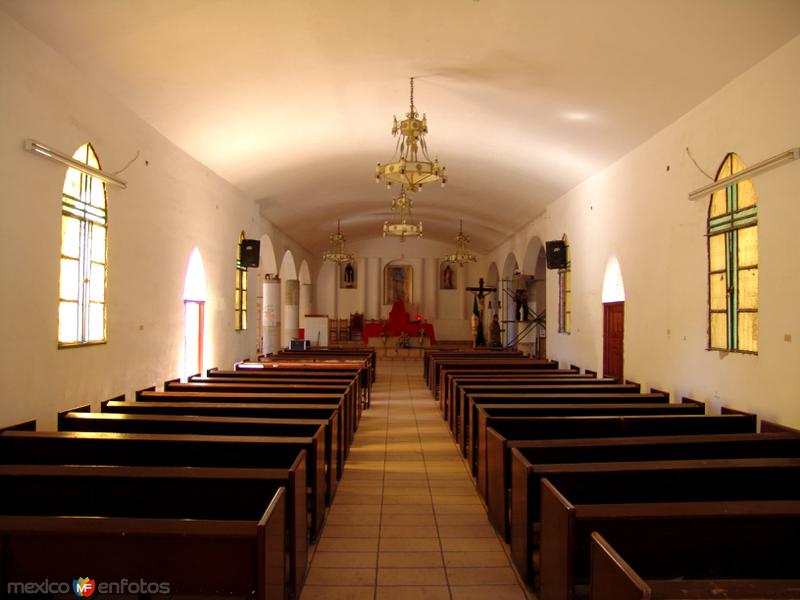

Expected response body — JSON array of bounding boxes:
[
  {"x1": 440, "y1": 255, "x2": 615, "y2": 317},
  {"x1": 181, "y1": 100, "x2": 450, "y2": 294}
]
[
  {"x1": 601, "y1": 256, "x2": 626, "y2": 382},
  {"x1": 501, "y1": 253, "x2": 520, "y2": 347},
  {"x1": 183, "y1": 247, "x2": 207, "y2": 379}
]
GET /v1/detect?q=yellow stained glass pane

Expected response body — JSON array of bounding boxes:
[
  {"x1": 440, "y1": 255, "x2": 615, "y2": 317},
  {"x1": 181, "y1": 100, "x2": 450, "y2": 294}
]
[
  {"x1": 710, "y1": 189, "x2": 727, "y2": 217},
  {"x1": 710, "y1": 313, "x2": 727, "y2": 349},
  {"x1": 738, "y1": 312, "x2": 758, "y2": 352},
  {"x1": 708, "y1": 234, "x2": 726, "y2": 272},
  {"x1": 90, "y1": 175, "x2": 106, "y2": 209},
  {"x1": 90, "y1": 225, "x2": 106, "y2": 263},
  {"x1": 564, "y1": 311, "x2": 571, "y2": 333},
  {"x1": 235, "y1": 290, "x2": 241, "y2": 307},
  {"x1": 88, "y1": 302, "x2": 105, "y2": 341},
  {"x1": 89, "y1": 263, "x2": 105, "y2": 302},
  {"x1": 72, "y1": 144, "x2": 88, "y2": 164},
  {"x1": 737, "y1": 226, "x2": 758, "y2": 268},
  {"x1": 242, "y1": 310, "x2": 247, "y2": 330},
  {"x1": 58, "y1": 301, "x2": 79, "y2": 343},
  {"x1": 737, "y1": 178, "x2": 757, "y2": 208},
  {"x1": 60, "y1": 258, "x2": 80, "y2": 301},
  {"x1": 61, "y1": 216, "x2": 81, "y2": 258},
  {"x1": 84, "y1": 145, "x2": 99, "y2": 169},
  {"x1": 738, "y1": 268, "x2": 758, "y2": 310},
  {"x1": 242, "y1": 272, "x2": 247, "y2": 292},
  {"x1": 709, "y1": 273, "x2": 727, "y2": 310},
  {"x1": 729, "y1": 154, "x2": 745, "y2": 175},
  {"x1": 63, "y1": 167, "x2": 81, "y2": 198}
]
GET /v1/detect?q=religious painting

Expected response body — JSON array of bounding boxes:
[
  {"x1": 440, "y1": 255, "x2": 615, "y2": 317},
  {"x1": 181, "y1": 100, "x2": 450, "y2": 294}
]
[
  {"x1": 439, "y1": 262, "x2": 456, "y2": 290},
  {"x1": 340, "y1": 261, "x2": 356, "y2": 289},
  {"x1": 384, "y1": 264, "x2": 412, "y2": 305}
]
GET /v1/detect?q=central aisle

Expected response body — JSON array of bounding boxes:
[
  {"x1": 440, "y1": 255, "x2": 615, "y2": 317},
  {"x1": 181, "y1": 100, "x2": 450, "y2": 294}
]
[{"x1": 300, "y1": 359, "x2": 529, "y2": 600}]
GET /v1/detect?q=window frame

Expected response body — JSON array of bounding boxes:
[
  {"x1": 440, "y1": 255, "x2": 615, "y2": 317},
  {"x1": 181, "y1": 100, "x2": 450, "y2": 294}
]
[
  {"x1": 235, "y1": 231, "x2": 248, "y2": 331},
  {"x1": 557, "y1": 236, "x2": 571, "y2": 334},
  {"x1": 58, "y1": 143, "x2": 108, "y2": 348}
]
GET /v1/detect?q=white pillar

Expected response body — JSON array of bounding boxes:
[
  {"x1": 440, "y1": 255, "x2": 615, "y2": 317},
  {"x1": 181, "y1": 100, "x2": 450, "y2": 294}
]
[
  {"x1": 366, "y1": 257, "x2": 381, "y2": 320},
  {"x1": 262, "y1": 277, "x2": 281, "y2": 356},
  {"x1": 359, "y1": 257, "x2": 367, "y2": 315},
  {"x1": 299, "y1": 283, "x2": 312, "y2": 331},
  {"x1": 459, "y1": 264, "x2": 467, "y2": 321},
  {"x1": 283, "y1": 279, "x2": 300, "y2": 348},
  {"x1": 423, "y1": 257, "x2": 438, "y2": 321}
]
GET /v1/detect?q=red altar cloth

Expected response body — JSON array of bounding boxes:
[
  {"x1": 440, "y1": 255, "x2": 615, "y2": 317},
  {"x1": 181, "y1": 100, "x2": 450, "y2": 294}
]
[{"x1": 363, "y1": 302, "x2": 436, "y2": 343}]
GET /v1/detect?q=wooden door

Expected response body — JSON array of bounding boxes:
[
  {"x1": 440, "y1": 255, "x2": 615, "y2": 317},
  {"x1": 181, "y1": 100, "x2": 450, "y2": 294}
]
[{"x1": 603, "y1": 301, "x2": 624, "y2": 383}]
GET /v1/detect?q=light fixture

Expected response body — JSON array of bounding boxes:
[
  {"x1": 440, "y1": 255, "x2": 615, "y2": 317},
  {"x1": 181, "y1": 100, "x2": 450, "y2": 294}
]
[
  {"x1": 443, "y1": 220, "x2": 477, "y2": 266},
  {"x1": 383, "y1": 187, "x2": 423, "y2": 241},
  {"x1": 24, "y1": 139, "x2": 128, "y2": 189},
  {"x1": 375, "y1": 77, "x2": 447, "y2": 192},
  {"x1": 322, "y1": 220, "x2": 354, "y2": 264},
  {"x1": 688, "y1": 147, "x2": 799, "y2": 201}
]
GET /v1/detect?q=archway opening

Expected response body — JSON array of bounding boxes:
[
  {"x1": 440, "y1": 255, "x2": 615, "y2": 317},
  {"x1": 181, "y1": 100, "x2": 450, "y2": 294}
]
[{"x1": 183, "y1": 248, "x2": 208, "y2": 379}]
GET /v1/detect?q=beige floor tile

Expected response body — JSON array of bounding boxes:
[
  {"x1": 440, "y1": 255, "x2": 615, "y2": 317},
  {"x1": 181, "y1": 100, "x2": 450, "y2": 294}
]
[
  {"x1": 434, "y1": 504, "x2": 486, "y2": 515},
  {"x1": 316, "y1": 537, "x2": 380, "y2": 552},
  {"x1": 440, "y1": 538, "x2": 504, "y2": 552},
  {"x1": 376, "y1": 586, "x2": 450, "y2": 600},
  {"x1": 336, "y1": 494, "x2": 384, "y2": 505},
  {"x1": 434, "y1": 513, "x2": 490, "y2": 526},
  {"x1": 323, "y1": 525, "x2": 380, "y2": 538},
  {"x1": 382, "y1": 494, "x2": 432, "y2": 505},
  {"x1": 333, "y1": 504, "x2": 382, "y2": 514},
  {"x1": 379, "y1": 538, "x2": 441, "y2": 552},
  {"x1": 378, "y1": 551, "x2": 443, "y2": 568},
  {"x1": 313, "y1": 551, "x2": 378, "y2": 568},
  {"x1": 443, "y1": 551, "x2": 510, "y2": 567},
  {"x1": 446, "y1": 567, "x2": 519, "y2": 585},
  {"x1": 300, "y1": 585, "x2": 374, "y2": 600},
  {"x1": 437, "y1": 524, "x2": 497, "y2": 538},
  {"x1": 377, "y1": 567, "x2": 447, "y2": 586},
  {"x1": 381, "y1": 504, "x2": 434, "y2": 515},
  {"x1": 305, "y1": 567, "x2": 377, "y2": 586},
  {"x1": 381, "y1": 525, "x2": 438, "y2": 538},
  {"x1": 327, "y1": 512, "x2": 382, "y2": 526},
  {"x1": 450, "y1": 585, "x2": 527, "y2": 600},
  {"x1": 380, "y1": 513, "x2": 437, "y2": 526}
]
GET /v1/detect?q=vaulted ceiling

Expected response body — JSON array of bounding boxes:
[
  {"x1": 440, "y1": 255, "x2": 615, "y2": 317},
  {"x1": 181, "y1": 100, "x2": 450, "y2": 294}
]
[{"x1": 3, "y1": 0, "x2": 799, "y2": 252}]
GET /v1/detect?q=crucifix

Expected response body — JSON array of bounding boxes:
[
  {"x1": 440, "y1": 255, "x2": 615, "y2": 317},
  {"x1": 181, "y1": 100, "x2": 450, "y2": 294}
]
[{"x1": 465, "y1": 278, "x2": 497, "y2": 347}]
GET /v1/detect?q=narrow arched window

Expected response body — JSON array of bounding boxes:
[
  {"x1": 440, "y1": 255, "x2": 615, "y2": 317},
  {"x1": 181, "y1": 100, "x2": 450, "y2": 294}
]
[
  {"x1": 708, "y1": 153, "x2": 758, "y2": 353},
  {"x1": 58, "y1": 143, "x2": 108, "y2": 346},
  {"x1": 235, "y1": 231, "x2": 248, "y2": 330},
  {"x1": 557, "y1": 236, "x2": 571, "y2": 334}
]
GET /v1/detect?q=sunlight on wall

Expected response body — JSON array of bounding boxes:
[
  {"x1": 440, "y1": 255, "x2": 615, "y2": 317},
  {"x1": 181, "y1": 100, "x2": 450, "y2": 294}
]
[
  {"x1": 183, "y1": 248, "x2": 208, "y2": 302},
  {"x1": 601, "y1": 256, "x2": 625, "y2": 303},
  {"x1": 182, "y1": 248, "x2": 208, "y2": 379}
]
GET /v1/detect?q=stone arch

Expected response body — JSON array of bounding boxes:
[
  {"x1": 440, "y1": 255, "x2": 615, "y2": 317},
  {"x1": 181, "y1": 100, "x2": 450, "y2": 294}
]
[{"x1": 258, "y1": 234, "x2": 278, "y2": 276}]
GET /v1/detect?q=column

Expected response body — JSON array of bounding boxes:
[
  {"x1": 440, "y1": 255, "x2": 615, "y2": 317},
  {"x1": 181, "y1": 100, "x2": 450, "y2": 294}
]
[
  {"x1": 423, "y1": 257, "x2": 438, "y2": 321},
  {"x1": 459, "y1": 264, "x2": 467, "y2": 321},
  {"x1": 262, "y1": 277, "x2": 281, "y2": 356},
  {"x1": 283, "y1": 279, "x2": 300, "y2": 348},
  {"x1": 359, "y1": 257, "x2": 368, "y2": 315},
  {"x1": 299, "y1": 283, "x2": 312, "y2": 331},
  {"x1": 366, "y1": 257, "x2": 381, "y2": 320}
]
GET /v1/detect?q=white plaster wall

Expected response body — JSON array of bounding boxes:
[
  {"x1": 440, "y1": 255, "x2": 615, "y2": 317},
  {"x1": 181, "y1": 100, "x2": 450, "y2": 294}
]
[
  {"x1": 314, "y1": 237, "x2": 478, "y2": 340},
  {"x1": 487, "y1": 35, "x2": 800, "y2": 427},
  {"x1": 0, "y1": 13, "x2": 302, "y2": 428}
]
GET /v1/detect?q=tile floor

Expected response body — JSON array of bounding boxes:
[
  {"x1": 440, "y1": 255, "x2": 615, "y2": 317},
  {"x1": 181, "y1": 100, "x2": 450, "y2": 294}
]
[{"x1": 300, "y1": 359, "x2": 530, "y2": 600}]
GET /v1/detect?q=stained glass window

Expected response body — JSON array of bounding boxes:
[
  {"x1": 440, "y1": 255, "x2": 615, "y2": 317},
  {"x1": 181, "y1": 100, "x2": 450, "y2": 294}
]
[
  {"x1": 58, "y1": 144, "x2": 107, "y2": 346},
  {"x1": 558, "y1": 236, "x2": 571, "y2": 334},
  {"x1": 707, "y1": 153, "x2": 758, "y2": 353},
  {"x1": 235, "y1": 232, "x2": 248, "y2": 331}
]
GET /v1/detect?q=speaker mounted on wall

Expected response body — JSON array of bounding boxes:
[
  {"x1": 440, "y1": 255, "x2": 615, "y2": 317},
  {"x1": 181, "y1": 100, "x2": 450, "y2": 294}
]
[
  {"x1": 545, "y1": 240, "x2": 568, "y2": 270},
  {"x1": 240, "y1": 239, "x2": 261, "y2": 268}
]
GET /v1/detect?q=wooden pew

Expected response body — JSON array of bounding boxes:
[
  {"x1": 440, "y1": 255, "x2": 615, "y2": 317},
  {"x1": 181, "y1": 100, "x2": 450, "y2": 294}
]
[
  {"x1": 590, "y1": 531, "x2": 800, "y2": 600},
  {"x1": 510, "y1": 431, "x2": 800, "y2": 582},
  {"x1": 479, "y1": 412, "x2": 756, "y2": 510},
  {"x1": 0, "y1": 464, "x2": 286, "y2": 600},
  {"x1": 538, "y1": 459, "x2": 800, "y2": 600},
  {"x1": 431, "y1": 357, "x2": 557, "y2": 396},
  {"x1": 104, "y1": 399, "x2": 342, "y2": 491},
  {"x1": 464, "y1": 392, "x2": 670, "y2": 465},
  {"x1": 0, "y1": 430, "x2": 312, "y2": 597},
  {"x1": 476, "y1": 401, "x2": 704, "y2": 537},
  {"x1": 423, "y1": 349, "x2": 523, "y2": 382},
  {"x1": 0, "y1": 419, "x2": 36, "y2": 433},
  {"x1": 57, "y1": 409, "x2": 329, "y2": 540},
  {"x1": 277, "y1": 347, "x2": 376, "y2": 384}
]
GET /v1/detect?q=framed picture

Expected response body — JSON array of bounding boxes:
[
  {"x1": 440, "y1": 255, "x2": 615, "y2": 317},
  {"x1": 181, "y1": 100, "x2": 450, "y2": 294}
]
[
  {"x1": 440, "y1": 262, "x2": 456, "y2": 290},
  {"x1": 384, "y1": 264, "x2": 412, "y2": 305},
  {"x1": 340, "y1": 261, "x2": 356, "y2": 289}
]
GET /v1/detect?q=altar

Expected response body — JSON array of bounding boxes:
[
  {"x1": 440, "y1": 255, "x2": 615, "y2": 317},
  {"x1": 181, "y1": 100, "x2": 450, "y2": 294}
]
[{"x1": 363, "y1": 302, "x2": 436, "y2": 344}]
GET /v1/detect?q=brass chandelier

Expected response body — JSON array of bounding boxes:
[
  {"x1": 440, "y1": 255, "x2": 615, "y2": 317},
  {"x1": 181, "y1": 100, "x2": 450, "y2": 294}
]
[
  {"x1": 383, "y1": 187, "x2": 423, "y2": 242},
  {"x1": 322, "y1": 220, "x2": 354, "y2": 264},
  {"x1": 375, "y1": 77, "x2": 447, "y2": 193},
  {"x1": 443, "y1": 220, "x2": 477, "y2": 266}
]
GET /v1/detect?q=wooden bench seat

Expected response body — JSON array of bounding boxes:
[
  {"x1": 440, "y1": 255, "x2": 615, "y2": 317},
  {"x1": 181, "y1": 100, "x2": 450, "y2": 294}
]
[
  {"x1": 0, "y1": 464, "x2": 287, "y2": 600},
  {"x1": 57, "y1": 410, "x2": 329, "y2": 540},
  {"x1": 509, "y1": 431, "x2": 800, "y2": 583},
  {"x1": 539, "y1": 462, "x2": 800, "y2": 600},
  {"x1": 590, "y1": 531, "x2": 800, "y2": 600},
  {"x1": 431, "y1": 358, "x2": 558, "y2": 395}
]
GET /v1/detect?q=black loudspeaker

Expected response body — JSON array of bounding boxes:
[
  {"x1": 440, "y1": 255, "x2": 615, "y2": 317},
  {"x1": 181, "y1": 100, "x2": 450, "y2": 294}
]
[
  {"x1": 545, "y1": 240, "x2": 568, "y2": 269},
  {"x1": 240, "y1": 239, "x2": 260, "y2": 268}
]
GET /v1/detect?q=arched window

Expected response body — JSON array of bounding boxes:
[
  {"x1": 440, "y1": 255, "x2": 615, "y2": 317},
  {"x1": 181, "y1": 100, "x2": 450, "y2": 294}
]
[
  {"x1": 708, "y1": 153, "x2": 758, "y2": 353},
  {"x1": 58, "y1": 143, "x2": 108, "y2": 346},
  {"x1": 235, "y1": 231, "x2": 248, "y2": 330},
  {"x1": 557, "y1": 236, "x2": 571, "y2": 334}
]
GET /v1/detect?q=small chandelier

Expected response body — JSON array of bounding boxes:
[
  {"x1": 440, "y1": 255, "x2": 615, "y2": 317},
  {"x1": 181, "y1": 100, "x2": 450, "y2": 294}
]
[
  {"x1": 375, "y1": 77, "x2": 447, "y2": 192},
  {"x1": 322, "y1": 220, "x2": 354, "y2": 264},
  {"x1": 443, "y1": 220, "x2": 477, "y2": 266},
  {"x1": 383, "y1": 187, "x2": 423, "y2": 242}
]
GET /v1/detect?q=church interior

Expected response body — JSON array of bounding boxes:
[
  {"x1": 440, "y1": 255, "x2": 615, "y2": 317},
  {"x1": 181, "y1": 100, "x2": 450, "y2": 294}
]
[{"x1": 1, "y1": 1, "x2": 799, "y2": 598}]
